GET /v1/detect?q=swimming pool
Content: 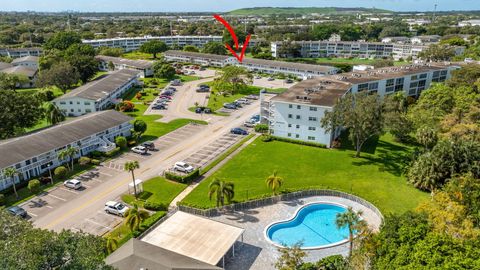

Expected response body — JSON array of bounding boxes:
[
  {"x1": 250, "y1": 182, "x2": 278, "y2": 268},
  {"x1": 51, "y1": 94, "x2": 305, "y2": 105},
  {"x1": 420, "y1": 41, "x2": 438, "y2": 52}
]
[{"x1": 265, "y1": 202, "x2": 351, "y2": 249}]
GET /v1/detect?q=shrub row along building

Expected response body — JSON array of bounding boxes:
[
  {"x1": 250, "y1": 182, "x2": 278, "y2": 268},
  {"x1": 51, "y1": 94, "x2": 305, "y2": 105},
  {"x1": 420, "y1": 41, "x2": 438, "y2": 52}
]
[
  {"x1": 271, "y1": 40, "x2": 465, "y2": 61},
  {"x1": 0, "y1": 110, "x2": 132, "y2": 191},
  {"x1": 52, "y1": 69, "x2": 141, "y2": 117},
  {"x1": 260, "y1": 63, "x2": 459, "y2": 147},
  {"x1": 163, "y1": 50, "x2": 339, "y2": 79},
  {"x1": 82, "y1": 35, "x2": 222, "y2": 52}
]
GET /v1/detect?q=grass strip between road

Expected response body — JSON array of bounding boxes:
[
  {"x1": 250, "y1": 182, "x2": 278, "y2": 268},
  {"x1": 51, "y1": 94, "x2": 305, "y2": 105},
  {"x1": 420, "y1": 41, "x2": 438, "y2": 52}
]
[{"x1": 200, "y1": 133, "x2": 255, "y2": 175}]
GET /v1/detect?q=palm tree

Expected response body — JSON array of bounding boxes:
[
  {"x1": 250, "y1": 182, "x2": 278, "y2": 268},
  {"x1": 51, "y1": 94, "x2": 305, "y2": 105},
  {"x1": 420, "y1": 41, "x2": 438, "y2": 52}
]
[
  {"x1": 59, "y1": 146, "x2": 79, "y2": 171},
  {"x1": 124, "y1": 204, "x2": 149, "y2": 232},
  {"x1": 208, "y1": 178, "x2": 234, "y2": 207},
  {"x1": 335, "y1": 207, "x2": 366, "y2": 257},
  {"x1": 265, "y1": 170, "x2": 284, "y2": 195},
  {"x1": 3, "y1": 167, "x2": 19, "y2": 198},
  {"x1": 106, "y1": 237, "x2": 118, "y2": 254},
  {"x1": 45, "y1": 103, "x2": 65, "y2": 125},
  {"x1": 124, "y1": 161, "x2": 140, "y2": 198}
]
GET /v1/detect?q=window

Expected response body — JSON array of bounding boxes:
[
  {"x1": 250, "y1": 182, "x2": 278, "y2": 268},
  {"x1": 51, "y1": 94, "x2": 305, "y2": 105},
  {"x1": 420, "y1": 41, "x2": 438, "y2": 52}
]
[
  {"x1": 287, "y1": 133, "x2": 291, "y2": 137},
  {"x1": 308, "y1": 136, "x2": 315, "y2": 140},
  {"x1": 77, "y1": 101, "x2": 80, "y2": 105},
  {"x1": 288, "y1": 124, "x2": 292, "y2": 128},
  {"x1": 368, "y1": 82, "x2": 379, "y2": 92},
  {"x1": 84, "y1": 102, "x2": 91, "y2": 105},
  {"x1": 289, "y1": 104, "x2": 293, "y2": 108},
  {"x1": 69, "y1": 101, "x2": 73, "y2": 105},
  {"x1": 358, "y1": 83, "x2": 369, "y2": 92},
  {"x1": 295, "y1": 134, "x2": 300, "y2": 138},
  {"x1": 308, "y1": 127, "x2": 316, "y2": 131},
  {"x1": 296, "y1": 115, "x2": 301, "y2": 120},
  {"x1": 59, "y1": 101, "x2": 66, "y2": 105},
  {"x1": 70, "y1": 109, "x2": 74, "y2": 112},
  {"x1": 288, "y1": 114, "x2": 292, "y2": 119},
  {"x1": 296, "y1": 125, "x2": 300, "y2": 129},
  {"x1": 309, "y1": 107, "x2": 317, "y2": 111},
  {"x1": 308, "y1": 116, "x2": 317, "y2": 121},
  {"x1": 85, "y1": 109, "x2": 91, "y2": 113},
  {"x1": 297, "y1": 105, "x2": 301, "y2": 109}
]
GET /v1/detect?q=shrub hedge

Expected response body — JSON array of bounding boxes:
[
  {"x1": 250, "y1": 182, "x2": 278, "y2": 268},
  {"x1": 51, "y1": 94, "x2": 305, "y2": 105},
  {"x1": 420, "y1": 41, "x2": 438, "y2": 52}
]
[
  {"x1": 105, "y1": 147, "x2": 121, "y2": 157},
  {"x1": 144, "y1": 201, "x2": 167, "y2": 211},
  {"x1": 165, "y1": 169, "x2": 199, "y2": 184},
  {"x1": 140, "y1": 211, "x2": 167, "y2": 231},
  {"x1": 271, "y1": 136, "x2": 327, "y2": 148}
]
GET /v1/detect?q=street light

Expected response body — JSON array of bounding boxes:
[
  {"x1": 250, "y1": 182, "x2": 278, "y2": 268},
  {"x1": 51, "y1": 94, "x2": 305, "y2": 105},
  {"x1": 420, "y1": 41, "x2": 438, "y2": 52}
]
[{"x1": 47, "y1": 164, "x2": 53, "y2": 185}]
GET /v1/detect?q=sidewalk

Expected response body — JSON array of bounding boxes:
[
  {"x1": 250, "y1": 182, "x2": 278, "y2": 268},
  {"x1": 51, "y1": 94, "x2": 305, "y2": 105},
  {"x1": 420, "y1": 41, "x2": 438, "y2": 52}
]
[{"x1": 169, "y1": 134, "x2": 258, "y2": 209}]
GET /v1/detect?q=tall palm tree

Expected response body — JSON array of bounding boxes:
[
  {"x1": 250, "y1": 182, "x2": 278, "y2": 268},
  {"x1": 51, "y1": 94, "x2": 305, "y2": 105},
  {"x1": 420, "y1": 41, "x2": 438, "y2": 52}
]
[
  {"x1": 106, "y1": 237, "x2": 119, "y2": 254},
  {"x1": 265, "y1": 170, "x2": 284, "y2": 195},
  {"x1": 335, "y1": 207, "x2": 366, "y2": 257},
  {"x1": 124, "y1": 161, "x2": 140, "y2": 198},
  {"x1": 3, "y1": 167, "x2": 19, "y2": 198},
  {"x1": 66, "y1": 146, "x2": 79, "y2": 171},
  {"x1": 45, "y1": 103, "x2": 65, "y2": 125},
  {"x1": 124, "y1": 204, "x2": 149, "y2": 232},
  {"x1": 58, "y1": 149, "x2": 70, "y2": 170},
  {"x1": 208, "y1": 178, "x2": 234, "y2": 207}
]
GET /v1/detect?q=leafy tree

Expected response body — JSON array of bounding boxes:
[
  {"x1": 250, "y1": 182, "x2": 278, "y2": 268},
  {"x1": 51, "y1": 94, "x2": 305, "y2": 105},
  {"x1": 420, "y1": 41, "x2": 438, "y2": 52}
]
[
  {"x1": 276, "y1": 41, "x2": 302, "y2": 58},
  {"x1": 108, "y1": 61, "x2": 115, "y2": 71},
  {"x1": 202, "y1": 41, "x2": 227, "y2": 55},
  {"x1": 314, "y1": 255, "x2": 349, "y2": 270},
  {"x1": 153, "y1": 62, "x2": 176, "y2": 79},
  {"x1": 183, "y1": 45, "x2": 199, "y2": 52},
  {"x1": 97, "y1": 47, "x2": 124, "y2": 57},
  {"x1": 78, "y1": 157, "x2": 91, "y2": 166},
  {"x1": 45, "y1": 103, "x2": 66, "y2": 125},
  {"x1": 440, "y1": 36, "x2": 469, "y2": 46},
  {"x1": 124, "y1": 161, "x2": 140, "y2": 198},
  {"x1": 67, "y1": 54, "x2": 98, "y2": 83},
  {"x1": 106, "y1": 237, "x2": 118, "y2": 254},
  {"x1": 140, "y1": 40, "x2": 167, "y2": 58},
  {"x1": 0, "y1": 210, "x2": 112, "y2": 269},
  {"x1": 133, "y1": 119, "x2": 147, "y2": 139},
  {"x1": 447, "y1": 63, "x2": 480, "y2": 89},
  {"x1": 213, "y1": 65, "x2": 252, "y2": 95},
  {"x1": 372, "y1": 59, "x2": 394, "y2": 68},
  {"x1": 54, "y1": 166, "x2": 67, "y2": 179},
  {"x1": 44, "y1": 31, "x2": 82, "y2": 51},
  {"x1": 445, "y1": 174, "x2": 480, "y2": 226},
  {"x1": 321, "y1": 92, "x2": 384, "y2": 157},
  {"x1": 0, "y1": 91, "x2": 44, "y2": 139},
  {"x1": 28, "y1": 179, "x2": 41, "y2": 194},
  {"x1": 415, "y1": 126, "x2": 438, "y2": 150},
  {"x1": 2, "y1": 167, "x2": 19, "y2": 198},
  {"x1": 124, "y1": 204, "x2": 149, "y2": 232},
  {"x1": 418, "y1": 44, "x2": 455, "y2": 61},
  {"x1": 265, "y1": 170, "x2": 283, "y2": 195},
  {"x1": 0, "y1": 73, "x2": 29, "y2": 92},
  {"x1": 336, "y1": 207, "x2": 366, "y2": 257},
  {"x1": 36, "y1": 61, "x2": 80, "y2": 92},
  {"x1": 208, "y1": 178, "x2": 234, "y2": 207},
  {"x1": 115, "y1": 100, "x2": 135, "y2": 112},
  {"x1": 274, "y1": 242, "x2": 306, "y2": 270},
  {"x1": 115, "y1": 136, "x2": 127, "y2": 149},
  {"x1": 383, "y1": 93, "x2": 413, "y2": 142}
]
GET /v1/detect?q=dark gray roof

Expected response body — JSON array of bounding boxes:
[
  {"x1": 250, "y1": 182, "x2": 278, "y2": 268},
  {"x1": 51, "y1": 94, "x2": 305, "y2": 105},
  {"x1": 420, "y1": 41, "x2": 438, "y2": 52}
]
[
  {"x1": 54, "y1": 69, "x2": 140, "y2": 101},
  {"x1": 0, "y1": 110, "x2": 133, "y2": 169},
  {"x1": 105, "y1": 239, "x2": 221, "y2": 270},
  {"x1": 164, "y1": 50, "x2": 230, "y2": 61},
  {"x1": 240, "y1": 58, "x2": 337, "y2": 73},
  {"x1": 0, "y1": 66, "x2": 37, "y2": 77},
  {"x1": 95, "y1": 55, "x2": 153, "y2": 69},
  {"x1": 0, "y1": 62, "x2": 13, "y2": 70},
  {"x1": 11, "y1": 56, "x2": 39, "y2": 63}
]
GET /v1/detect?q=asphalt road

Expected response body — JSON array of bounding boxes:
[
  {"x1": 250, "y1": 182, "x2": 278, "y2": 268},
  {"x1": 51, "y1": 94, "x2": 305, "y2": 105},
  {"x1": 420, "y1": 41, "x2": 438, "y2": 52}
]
[{"x1": 32, "y1": 96, "x2": 260, "y2": 234}]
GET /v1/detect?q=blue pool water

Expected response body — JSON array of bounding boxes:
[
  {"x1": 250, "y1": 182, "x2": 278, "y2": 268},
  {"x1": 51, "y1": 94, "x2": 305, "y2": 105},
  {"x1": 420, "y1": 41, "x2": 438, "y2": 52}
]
[{"x1": 266, "y1": 203, "x2": 350, "y2": 248}]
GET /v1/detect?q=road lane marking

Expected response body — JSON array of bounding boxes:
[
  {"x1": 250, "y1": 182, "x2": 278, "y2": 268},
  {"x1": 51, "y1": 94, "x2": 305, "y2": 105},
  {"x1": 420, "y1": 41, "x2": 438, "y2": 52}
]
[{"x1": 47, "y1": 194, "x2": 67, "y2": 201}]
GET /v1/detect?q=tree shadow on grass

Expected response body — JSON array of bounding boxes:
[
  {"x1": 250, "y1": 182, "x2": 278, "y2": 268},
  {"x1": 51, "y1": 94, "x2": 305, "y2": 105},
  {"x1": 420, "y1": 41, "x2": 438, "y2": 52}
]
[
  {"x1": 351, "y1": 140, "x2": 411, "y2": 177},
  {"x1": 337, "y1": 132, "x2": 380, "y2": 155}
]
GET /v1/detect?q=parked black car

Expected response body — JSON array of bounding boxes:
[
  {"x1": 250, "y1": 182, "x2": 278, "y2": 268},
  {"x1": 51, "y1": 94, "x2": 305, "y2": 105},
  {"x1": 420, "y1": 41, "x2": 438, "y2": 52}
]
[
  {"x1": 223, "y1": 103, "x2": 237, "y2": 110},
  {"x1": 230, "y1": 128, "x2": 249, "y2": 135},
  {"x1": 142, "y1": 141, "x2": 156, "y2": 151},
  {"x1": 195, "y1": 107, "x2": 212, "y2": 114}
]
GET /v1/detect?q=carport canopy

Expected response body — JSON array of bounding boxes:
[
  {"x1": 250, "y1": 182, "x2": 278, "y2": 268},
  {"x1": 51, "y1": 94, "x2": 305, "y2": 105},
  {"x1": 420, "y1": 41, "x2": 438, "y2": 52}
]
[{"x1": 141, "y1": 211, "x2": 244, "y2": 266}]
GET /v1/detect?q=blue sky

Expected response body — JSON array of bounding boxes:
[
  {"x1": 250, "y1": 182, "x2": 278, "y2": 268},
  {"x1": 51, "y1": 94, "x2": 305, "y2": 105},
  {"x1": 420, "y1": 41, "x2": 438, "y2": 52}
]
[{"x1": 0, "y1": 0, "x2": 477, "y2": 12}]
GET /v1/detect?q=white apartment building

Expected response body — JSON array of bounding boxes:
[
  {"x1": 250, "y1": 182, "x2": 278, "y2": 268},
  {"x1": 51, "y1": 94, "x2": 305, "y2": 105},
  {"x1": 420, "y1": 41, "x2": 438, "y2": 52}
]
[
  {"x1": 0, "y1": 55, "x2": 39, "y2": 88},
  {"x1": 11, "y1": 56, "x2": 39, "y2": 70},
  {"x1": 262, "y1": 63, "x2": 458, "y2": 147},
  {"x1": 96, "y1": 55, "x2": 154, "y2": 77},
  {"x1": 53, "y1": 69, "x2": 141, "y2": 116},
  {"x1": 458, "y1": 20, "x2": 480, "y2": 27},
  {"x1": 163, "y1": 50, "x2": 236, "y2": 67},
  {"x1": 0, "y1": 110, "x2": 132, "y2": 191},
  {"x1": 0, "y1": 47, "x2": 42, "y2": 58},
  {"x1": 82, "y1": 36, "x2": 222, "y2": 52},
  {"x1": 163, "y1": 50, "x2": 338, "y2": 79}
]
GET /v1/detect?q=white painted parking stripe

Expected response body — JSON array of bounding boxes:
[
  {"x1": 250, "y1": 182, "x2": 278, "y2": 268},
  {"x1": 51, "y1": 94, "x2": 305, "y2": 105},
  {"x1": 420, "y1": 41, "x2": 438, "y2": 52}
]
[
  {"x1": 46, "y1": 205, "x2": 53, "y2": 209},
  {"x1": 60, "y1": 187, "x2": 79, "y2": 194},
  {"x1": 47, "y1": 193, "x2": 67, "y2": 201},
  {"x1": 28, "y1": 212, "x2": 38, "y2": 217},
  {"x1": 99, "y1": 171, "x2": 113, "y2": 177},
  {"x1": 86, "y1": 218, "x2": 111, "y2": 230},
  {"x1": 82, "y1": 183, "x2": 91, "y2": 188}
]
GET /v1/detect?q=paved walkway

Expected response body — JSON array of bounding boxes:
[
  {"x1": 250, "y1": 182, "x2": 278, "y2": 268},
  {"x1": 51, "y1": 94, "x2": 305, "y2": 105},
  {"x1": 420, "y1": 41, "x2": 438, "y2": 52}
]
[{"x1": 169, "y1": 134, "x2": 259, "y2": 209}]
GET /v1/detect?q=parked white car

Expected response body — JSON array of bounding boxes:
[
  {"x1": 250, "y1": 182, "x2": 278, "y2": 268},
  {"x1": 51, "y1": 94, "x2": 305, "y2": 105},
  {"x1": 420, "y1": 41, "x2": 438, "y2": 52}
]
[
  {"x1": 173, "y1": 162, "x2": 194, "y2": 173},
  {"x1": 131, "y1": 146, "x2": 147, "y2": 155},
  {"x1": 64, "y1": 179, "x2": 82, "y2": 190},
  {"x1": 104, "y1": 201, "x2": 129, "y2": 217}
]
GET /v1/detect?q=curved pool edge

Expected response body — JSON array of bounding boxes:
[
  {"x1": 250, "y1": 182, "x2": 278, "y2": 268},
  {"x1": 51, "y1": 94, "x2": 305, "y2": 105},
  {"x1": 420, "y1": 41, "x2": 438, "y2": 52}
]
[{"x1": 263, "y1": 201, "x2": 352, "y2": 250}]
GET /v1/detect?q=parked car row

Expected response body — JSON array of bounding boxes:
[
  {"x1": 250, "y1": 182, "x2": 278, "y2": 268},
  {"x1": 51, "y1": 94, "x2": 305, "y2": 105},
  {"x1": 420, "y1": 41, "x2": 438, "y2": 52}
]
[
  {"x1": 196, "y1": 84, "x2": 210, "y2": 93},
  {"x1": 244, "y1": 114, "x2": 261, "y2": 128},
  {"x1": 195, "y1": 107, "x2": 212, "y2": 114},
  {"x1": 223, "y1": 97, "x2": 253, "y2": 110},
  {"x1": 131, "y1": 141, "x2": 156, "y2": 155},
  {"x1": 152, "y1": 85, "x2": 177, "y2": 110}
]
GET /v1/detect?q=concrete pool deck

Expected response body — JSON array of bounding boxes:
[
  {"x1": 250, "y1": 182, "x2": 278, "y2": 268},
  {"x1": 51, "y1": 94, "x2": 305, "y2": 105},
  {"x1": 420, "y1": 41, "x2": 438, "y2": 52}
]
[{"x1": 211, "y1": 195, "x2": 383, "y2": 270}]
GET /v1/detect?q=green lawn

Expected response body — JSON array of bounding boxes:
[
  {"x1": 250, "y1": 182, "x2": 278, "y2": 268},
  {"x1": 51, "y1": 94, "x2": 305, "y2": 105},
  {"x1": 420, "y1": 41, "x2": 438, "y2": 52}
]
[
  {"x1": 122, "y1": 51, "x2": 158, "y2": 60},
  {"x1": 181, "y1": 134, "x2": 429, "y2": 214},
  {"x1": 122, "y1": 176, "x2": 187, "y2": 207}
]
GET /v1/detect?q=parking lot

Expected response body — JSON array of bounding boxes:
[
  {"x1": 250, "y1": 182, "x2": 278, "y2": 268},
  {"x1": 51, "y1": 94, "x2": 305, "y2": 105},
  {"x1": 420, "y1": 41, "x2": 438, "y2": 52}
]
[
  {"x1": 21, "y1": 123, "x2": 206, "y2": 236},
  {"x1": 252, "y1": 76, "x2": 297, "y2": 89}
]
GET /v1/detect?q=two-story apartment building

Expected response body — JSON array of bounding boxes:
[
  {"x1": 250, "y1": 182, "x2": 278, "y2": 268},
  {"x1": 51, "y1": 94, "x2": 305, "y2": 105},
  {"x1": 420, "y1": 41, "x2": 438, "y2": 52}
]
[
  {"x1": 262, "y1": 63, "x2": 459, "y2": 147},
  {"x1": 163, "y1": 50, "x2": 236, "y2": 67},
  {"x1": 83, "y1": 36, "x2": 222, "y2": 52},
  {"x1": 0, "y1": 47, "x2": 42, "y2": 58},
  {"x1": 96, "y1": 55, "x2": 153, "y2": 77},
  {"x1": 0, "y1": 110, "x2": 133, "y2": 191},
  {"x1": 53, "y1": 69, "x2": 141, "y2": 116},
  {"x1": 0, "y1": 55, "x2": 39, "y2": 88}
]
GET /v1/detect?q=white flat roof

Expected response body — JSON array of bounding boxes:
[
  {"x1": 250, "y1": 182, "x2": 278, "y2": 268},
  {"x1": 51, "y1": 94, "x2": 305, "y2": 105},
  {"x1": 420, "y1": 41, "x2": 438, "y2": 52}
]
[{"x1": 141, "y1": 211, "x2": 244, "y2": 266}]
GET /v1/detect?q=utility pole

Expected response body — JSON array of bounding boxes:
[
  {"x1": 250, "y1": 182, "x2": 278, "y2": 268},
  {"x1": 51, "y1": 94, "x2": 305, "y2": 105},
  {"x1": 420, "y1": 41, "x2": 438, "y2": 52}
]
[
  {"x1": 432, "y1": 4, "x2": 438, "y2": 22},
  {"x1": 170, "y1": 20, "x2": 173, "y2": 36}
]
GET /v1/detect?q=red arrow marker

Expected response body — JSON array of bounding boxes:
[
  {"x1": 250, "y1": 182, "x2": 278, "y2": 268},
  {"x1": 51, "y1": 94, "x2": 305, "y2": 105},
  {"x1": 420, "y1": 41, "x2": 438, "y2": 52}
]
[{"x1": 213, "y1": 14, "x2": 251, "y2": 63}]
